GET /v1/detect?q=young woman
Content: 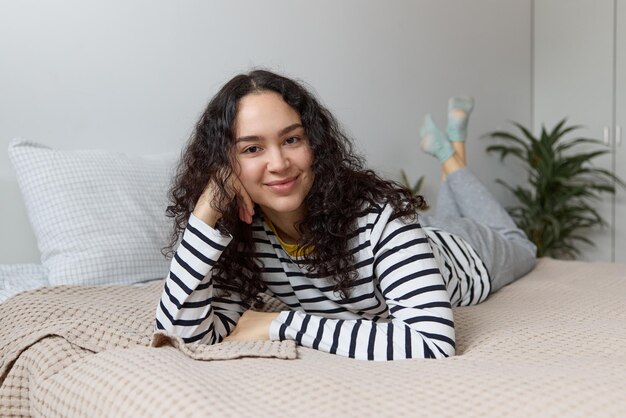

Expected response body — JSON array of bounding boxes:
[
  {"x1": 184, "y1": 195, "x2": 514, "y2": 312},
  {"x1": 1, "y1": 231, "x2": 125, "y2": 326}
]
[{"x1": 155, "y1": 70, "x2": 536, "y2": 361}]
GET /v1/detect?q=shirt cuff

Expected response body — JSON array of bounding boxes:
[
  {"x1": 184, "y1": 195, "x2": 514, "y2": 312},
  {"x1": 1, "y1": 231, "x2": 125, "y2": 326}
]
[
  {"x1": 188, "y1": 213, "x2": 232, "y2": 244},
  {"x1": 268, "y1": 310, "x2": 292, "y2": 341}
]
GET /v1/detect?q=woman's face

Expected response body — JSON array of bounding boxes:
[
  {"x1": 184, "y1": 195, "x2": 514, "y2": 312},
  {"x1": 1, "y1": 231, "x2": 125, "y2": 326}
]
[{"x1": 233, "y1": 91, "x2": 314, "y2": 221}]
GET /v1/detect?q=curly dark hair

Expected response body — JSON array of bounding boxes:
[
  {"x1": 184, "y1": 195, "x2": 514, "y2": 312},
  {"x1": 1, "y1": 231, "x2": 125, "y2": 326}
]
[{"x1": 164, "y1": 69, "x2": 427, "y2": 307}]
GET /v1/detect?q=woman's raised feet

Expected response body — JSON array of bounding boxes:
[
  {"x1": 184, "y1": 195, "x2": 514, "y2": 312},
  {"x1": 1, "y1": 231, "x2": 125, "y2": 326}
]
[
  {"x1": 447, "y1": 96, "x2": 474, "y2": 142},
  {"x1": 420, "y1": 114, "x2": 454, "y2": 164}
]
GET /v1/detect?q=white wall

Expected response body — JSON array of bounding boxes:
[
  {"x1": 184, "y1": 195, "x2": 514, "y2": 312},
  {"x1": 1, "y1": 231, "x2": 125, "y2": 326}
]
[{"x1": 0, "y1": 0, "x2": 532, "y2": 263}]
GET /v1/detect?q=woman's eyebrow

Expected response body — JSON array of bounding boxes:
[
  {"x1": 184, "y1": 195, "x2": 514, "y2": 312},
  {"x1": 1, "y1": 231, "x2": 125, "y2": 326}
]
[
  {"x1": 235, "y1": 135, "x2": 260, "y2": 143},
  {"x1": 236, "y1": 123, "x2": 303, "y2": 143},
  {"x1": 279, "y1": 123, "x2": 304, "y2": 135}
]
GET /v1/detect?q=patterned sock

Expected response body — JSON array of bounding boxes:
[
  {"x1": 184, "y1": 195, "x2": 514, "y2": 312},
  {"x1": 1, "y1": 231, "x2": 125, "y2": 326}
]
[
  {"x1": 420, "y1": 114, "x2": 454, "y2": 163},
  {"x1": 447, "y1": 96, "x2": 475, "y2": 142}
]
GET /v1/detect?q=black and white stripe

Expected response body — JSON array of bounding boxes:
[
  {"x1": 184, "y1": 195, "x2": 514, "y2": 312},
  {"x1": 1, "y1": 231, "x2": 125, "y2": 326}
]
[
  {"x1": 155, "y1": 204, "x2": 487, "y2": 360},
  {"x1": 424, "y1": 227, "x2": 491, "y2": 307}
]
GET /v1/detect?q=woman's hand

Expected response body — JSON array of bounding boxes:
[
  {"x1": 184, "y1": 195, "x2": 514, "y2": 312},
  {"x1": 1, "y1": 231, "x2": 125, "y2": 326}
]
[
  {"x1": 222, "y1": 310, "x2": 280, "y2": 342},
  {"x1": 192, "y1": 176, "x2": 255, "y2": 227}
]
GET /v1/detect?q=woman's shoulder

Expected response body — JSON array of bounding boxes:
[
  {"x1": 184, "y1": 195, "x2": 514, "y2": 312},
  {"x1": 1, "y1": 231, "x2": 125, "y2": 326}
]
[
  {"x1": 359, "y1": 196, "x2": 417, "y2": 218},
  {"x1": 354, "y1": 199, "x2": 414, "y2": 233},
  {"x1": 363, "y1": 197, "x2": 422, "y2": 240},
  {"x1": 354, "y1": 199, "x2": 386, "y2": 219}
]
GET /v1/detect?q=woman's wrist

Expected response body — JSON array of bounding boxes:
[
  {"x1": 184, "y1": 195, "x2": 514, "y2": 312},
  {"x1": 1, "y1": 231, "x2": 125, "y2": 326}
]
[{"x1": 192, "y1": 204, "x2": 220, "y2": 228}]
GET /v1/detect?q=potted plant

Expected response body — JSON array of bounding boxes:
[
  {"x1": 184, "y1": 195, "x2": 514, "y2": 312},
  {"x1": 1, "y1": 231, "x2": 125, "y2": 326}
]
[
  {"x1": 484, "y1": 118, "x2": 624, "y2": 259},
  {"x1": 399, "y1": 170, "x2": 425, "y2": 197}
]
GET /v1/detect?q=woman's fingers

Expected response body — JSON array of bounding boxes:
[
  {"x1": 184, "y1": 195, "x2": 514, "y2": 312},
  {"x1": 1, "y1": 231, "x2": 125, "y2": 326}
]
[
  {"x1": 194, "y1": 175, "x2": 255, "y2": 225},
  {"x1": 236, "y1": 191, "x2": 254, "y2": 224},
  {"x1": 238, "y1": 205, "x2": 246, "y2": 224}
]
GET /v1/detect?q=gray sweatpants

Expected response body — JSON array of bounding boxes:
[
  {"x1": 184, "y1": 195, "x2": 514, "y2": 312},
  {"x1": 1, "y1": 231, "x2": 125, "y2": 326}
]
[{"x1": 420, "y1": 168, "x2": 537, "y2": 293}]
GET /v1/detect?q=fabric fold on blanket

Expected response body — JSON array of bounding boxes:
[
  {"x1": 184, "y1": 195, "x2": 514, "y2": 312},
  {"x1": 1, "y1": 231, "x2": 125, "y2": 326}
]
[
  {"x1": 0, "y1": 281, "x2": 296, "y2": 382},
  {"x1": 151, "y1": 331, "x2": 296, "y2": 360}
]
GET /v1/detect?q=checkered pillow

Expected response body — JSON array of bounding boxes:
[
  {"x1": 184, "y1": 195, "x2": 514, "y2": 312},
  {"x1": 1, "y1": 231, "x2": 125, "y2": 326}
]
[{"x1": 8, "y1": 139, "x2": 177, "y2": 286}]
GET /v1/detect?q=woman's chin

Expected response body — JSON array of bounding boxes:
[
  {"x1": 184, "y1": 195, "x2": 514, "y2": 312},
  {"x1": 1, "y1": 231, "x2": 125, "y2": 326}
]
[{"x1": 259, "y1": 201, "x2": 306, "y2": 217}]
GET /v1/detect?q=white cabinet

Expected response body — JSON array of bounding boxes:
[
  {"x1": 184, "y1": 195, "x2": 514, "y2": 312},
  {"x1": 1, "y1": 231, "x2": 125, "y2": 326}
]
[{"x1": 534, "y1": 0, "x2": 625, "y2": 262}]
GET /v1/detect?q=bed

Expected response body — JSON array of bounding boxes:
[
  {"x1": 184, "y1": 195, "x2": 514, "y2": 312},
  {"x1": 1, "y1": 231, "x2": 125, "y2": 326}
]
[
  {"x1": 1, "y1": 257, "x2": 625, "y2": 417},
  {"x1": 2, "y1": 140, "x2": 625, "y2": 417}
]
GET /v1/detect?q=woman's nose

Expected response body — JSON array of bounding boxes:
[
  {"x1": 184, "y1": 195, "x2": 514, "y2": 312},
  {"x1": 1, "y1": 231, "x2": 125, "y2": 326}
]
[{"x1": 267, "y1": 148, "x2": 289, "y2": 172}]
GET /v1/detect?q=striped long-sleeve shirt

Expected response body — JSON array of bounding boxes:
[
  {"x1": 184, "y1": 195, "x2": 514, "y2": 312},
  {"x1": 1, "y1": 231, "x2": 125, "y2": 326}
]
[
  {"x1": 156, "y1": 203, "x2": 489, "y2": 361},
  {"x1": 425, "y1": 227, "x2": 491, "y2": 307}
]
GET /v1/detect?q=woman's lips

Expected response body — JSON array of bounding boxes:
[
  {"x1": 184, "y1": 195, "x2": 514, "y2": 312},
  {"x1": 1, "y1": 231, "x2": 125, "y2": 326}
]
[{"x1": 265, "y1": 176, "x2": 298, "y2": 193}]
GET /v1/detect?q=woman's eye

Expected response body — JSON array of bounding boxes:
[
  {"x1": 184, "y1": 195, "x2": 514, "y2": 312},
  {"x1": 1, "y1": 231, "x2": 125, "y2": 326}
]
[
  {"x1": 243, "y1": 146, "x2": 261, "y2": 154},
  {"x1": 285, "y1": 136, "x2": 299, "y2": 145}
]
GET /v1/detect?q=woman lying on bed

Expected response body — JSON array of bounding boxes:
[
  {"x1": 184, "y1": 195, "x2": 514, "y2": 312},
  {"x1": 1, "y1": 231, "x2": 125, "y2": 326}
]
[{"x1": 155, "y1": 70, "x2": 536, "y2": 361}]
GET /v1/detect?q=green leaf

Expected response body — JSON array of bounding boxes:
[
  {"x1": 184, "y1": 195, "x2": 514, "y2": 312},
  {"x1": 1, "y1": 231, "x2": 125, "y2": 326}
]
[
  {"x1": 400, "y1": 169, "x2": 410, "y2": 189},
  {"x1": 486, "y1": 131, "x2": 531, "y2": 150},
  {"x1": 485, "y1": 145, "x2": 526, "y2": 163},
  {"x1": 556, "y1": 137, "x2": 603, "y2": 153},
  {"x1": 414, "y1": 176, "x2": 425, "y2": 195}
]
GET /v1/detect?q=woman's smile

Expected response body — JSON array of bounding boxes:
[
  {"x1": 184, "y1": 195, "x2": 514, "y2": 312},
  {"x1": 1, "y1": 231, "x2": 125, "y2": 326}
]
[{"x1": 264, "y1": 176, "x2": 298, "y2": 193}]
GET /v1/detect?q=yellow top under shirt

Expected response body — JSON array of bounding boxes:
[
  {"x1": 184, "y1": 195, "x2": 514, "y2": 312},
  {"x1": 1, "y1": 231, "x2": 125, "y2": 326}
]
[{"x1": 264, "y1": 219, "x2": 313, "y2": 257}]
